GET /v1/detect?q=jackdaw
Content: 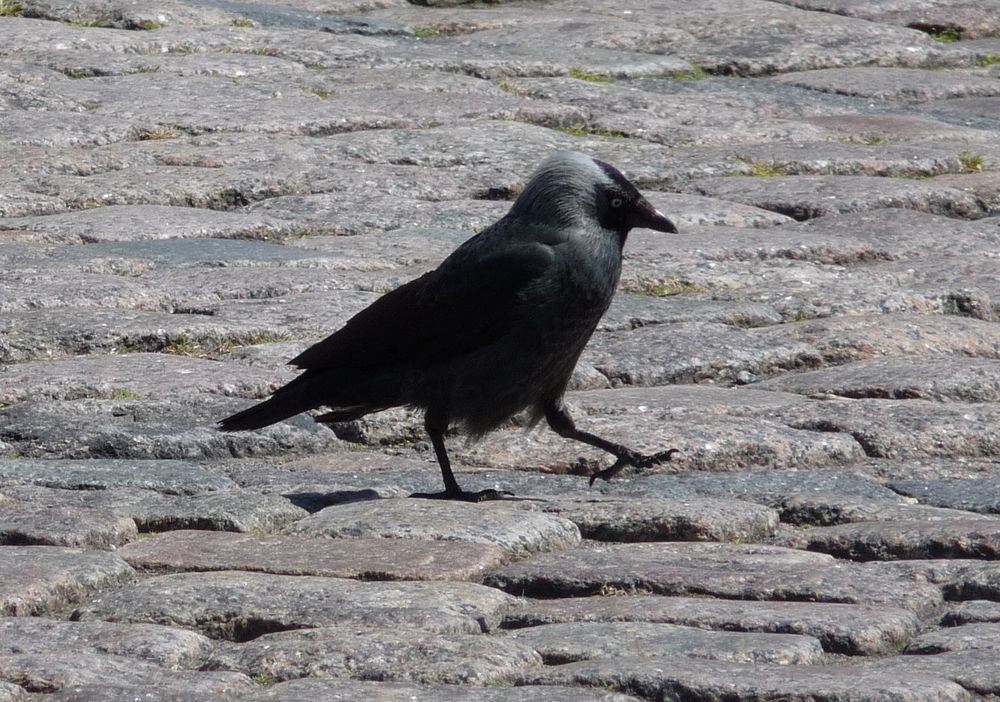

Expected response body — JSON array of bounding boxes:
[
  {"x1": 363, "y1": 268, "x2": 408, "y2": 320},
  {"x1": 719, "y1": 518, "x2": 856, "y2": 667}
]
[{"x1": 219, "y1": 152, "x2": 678, "y2": 500}]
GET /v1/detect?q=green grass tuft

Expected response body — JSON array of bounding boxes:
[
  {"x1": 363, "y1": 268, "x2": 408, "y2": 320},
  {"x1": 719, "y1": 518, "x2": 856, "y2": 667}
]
[
  {"x1": 727, "y1": 155, "x2": 787, "y2": 177},
  {"x1": 930, "y1": 27, "x2": 961, "y2": 42},
  {"x1": 413, "y1": 27, "x2": 440, "y2": 38},
  {"x1": 979, "y1": 54, "x2": 1000, "y2": 67},
  {"x1": 569, "y1": 67, "x2": 613, "y2": 83},
  {"x1": 553, "y1": 123, "x2": 626, "y2": 138},
  {"x1": 0, "y1": 0, "x2": 23, "y2": 16},
  {"x1": 110, "y1": 388, "x2": 141, "y2": 400},
  {"x1": 299, "y1": 85, "x2": 334, "y2": 99},
  {"x1": 231, "y1": 18, "x2": 254, "y2": 28},
  {"x1": 627, "y1": 278, "x2": 706, "y2": 297},
  {"x1": 667, "y1": 64, "x2": 706, "y2": 80},
  {"x1": 958, "y1": 149, "x2": 983, "y2": 173}
]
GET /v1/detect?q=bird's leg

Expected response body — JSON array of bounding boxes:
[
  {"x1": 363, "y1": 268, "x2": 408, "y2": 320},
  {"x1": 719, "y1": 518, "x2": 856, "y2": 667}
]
[
  {"x1": 543, "y1": 399, "x2": 679, "y2": 486},
  {"x1": 410, "y1": 415, "x2": 511, "y2": 502}
]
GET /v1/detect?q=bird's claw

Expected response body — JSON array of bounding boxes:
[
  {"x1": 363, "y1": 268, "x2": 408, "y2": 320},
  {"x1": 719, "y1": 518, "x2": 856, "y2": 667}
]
[{"x1": 589, "y1": 447, "x2": 680, "y2": 486}]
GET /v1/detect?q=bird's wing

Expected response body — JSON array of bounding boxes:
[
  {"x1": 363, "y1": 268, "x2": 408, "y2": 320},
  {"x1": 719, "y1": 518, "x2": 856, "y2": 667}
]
[{"x1": 289, "y1": 241, "x2": 556, "y2": 371}]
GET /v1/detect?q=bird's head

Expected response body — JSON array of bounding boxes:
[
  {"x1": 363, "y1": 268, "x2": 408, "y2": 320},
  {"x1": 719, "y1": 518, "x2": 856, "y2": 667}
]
[{"x1": 511, "y1": 151, "x2": 678, "y2": 240}]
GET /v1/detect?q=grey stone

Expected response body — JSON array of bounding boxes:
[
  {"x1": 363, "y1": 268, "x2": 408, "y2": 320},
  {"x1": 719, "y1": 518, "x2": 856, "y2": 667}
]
[
  {"x1": 458, "y1": 388, "x2": 864, "y2": 474},
  {"x1": 755, "y1": 314, "x2": 1000, "y2": 365},
  {"x1": 772, "y1": 0, "x2": 1000, "y2": 40},
  {"x1": 756, "y1": 357, "x2": 1000, "y2": 401},
  {"x1": 686, "y1": 174, "x2": 985, "y2": 221},
  {"x1": 0, "y1": 653, "x2": 252, "y2": 696},
  {"x1": 525, "y1": 655, "x2": 969, "y2": 702},
  {"x1": 773, "y1": 67, "x2": 1000, "y2": 103},
  {"x1": 118, "y1": 529, "x2": 508, "y2": 581},
  {"x1": 504, "y1": 595, "x2": 919, "y2": 655},
  {"x1": 889, "y1": 478, "x2": 1000, "y2": 514},
  {"x1": 0, "y1": 459, "x2": 236, "y2": 495},
  {"x1": 0, "y1": 353, "x2": 295, "y2": 405},
  {"x1": 1, "y1": 205, "x2": 289, "y2": 243},
  {"x1": 505, "y1": 621, "x2": 824, "y2": 664},
  {"x1": 0, "y1": 617, "x2": 213, "y2": 669},
  {"x1": 0, "y1": 396, "x2": 339, "y2": 459},
  {"x1": 517, "y1": 496, "x2": 779, "y2": 542},
  {"x1": 906, "y1": 623, "x2": 1000, "y2": 653},
  {"x1": 780, "y1": 493, "x2": 993, "y2": 526},
  {"x1": 76, "y1": 571, "x2": 517, "y2": 637},
  {"x1": 777, "y1": 519, "x2": 1000, "y2": 560},
  {"x1": 284, "y1": 498, "x2": 581, "y2": 559},
  {"x1": 252, "y1": 679, "x2": 643, "y2": 702},
  {"x1": 783, "y1": 398, "x2": 1000, "y2": 460},
  {"x1": 207, "y1": 629, "x2": 541, "y2": 685},
  {"x1": 486, "y1": 542, "x2": 942, "y2": 616},
  {"x1": 581, "y1": 320, "x2": 823, "y2": 386},
  {"x1": 0, "y1": 683, "x2": 23, "y2": 702},
  {"x1": 0, "y1": 502, "x2": 137, "y2": 549},
  {"x1": 626, "y1": 470, "x2": 900, "y2": 507},
  {"x1": 943, "y1": 600, "x2": 1000, "y2": 626},
  {"x1": 0, "y1": 485, "x2": 307, "y2": 533},
  {"x1": 0, "y1": 546, "x2": 135, "y2": 616},
  {"x1": 871, "y1": 649, "x2": 1000, "y2": 695}
]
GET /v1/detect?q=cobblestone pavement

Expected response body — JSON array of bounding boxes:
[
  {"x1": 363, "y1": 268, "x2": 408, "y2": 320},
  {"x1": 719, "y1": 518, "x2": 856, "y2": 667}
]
[{"x1": 2, "y1": 0, "x2": 1000, "y2": 700}]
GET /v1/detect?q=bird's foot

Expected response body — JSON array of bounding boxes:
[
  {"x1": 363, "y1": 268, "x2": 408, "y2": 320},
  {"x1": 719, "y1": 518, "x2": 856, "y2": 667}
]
[
  {"x1": 589, "y1": 447, "x2": 680, "y2": 486},
  {"x1": 410, "y1": 488, "x2": 514, "y2": 502}
]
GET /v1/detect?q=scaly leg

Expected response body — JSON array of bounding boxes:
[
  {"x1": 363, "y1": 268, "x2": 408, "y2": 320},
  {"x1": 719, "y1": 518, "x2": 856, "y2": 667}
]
[
  {"x1": 410, "y1": 413, "x2": 510, "y2": 502},
  {"x1": 543, "y1": 399, "x2": 678, "y2": 485}
]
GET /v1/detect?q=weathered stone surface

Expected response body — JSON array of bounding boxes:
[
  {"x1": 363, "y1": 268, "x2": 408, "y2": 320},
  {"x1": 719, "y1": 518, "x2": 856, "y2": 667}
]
[
  {"x1": 0, "y1": 617, "x2": 213, "y2": 669},
  {"x1": 872, "y1": 649, "x2": 1000, "y2": 695},
  {"x1": 2, "y1": 204, "x2": 288, "y2": 243},
  {"x1": 0, "y1": 653, "x2": 252, "y2": 696},
  {"x1": 208, "y1": 629, "x2": 541, "y2": 685},
  {"x1": 0, "y1": 459, "x2": 236, "y2": 495},
  {"x1": 0, "y1": 683, "x2": 22, "y2": 702},
  {"x1": 252, "y1": 679, "x2": 643, "y2": 702},
  {"x1": 0, "y1": 353, "x2": 294, "y2": 404},
  {"x1": 0, "y1": 485, "x2": 306, "y2": 533},
  {"x1": 777, "y1": 519, "x2": 1000, "y2": 560},
  {"x1": 783, "y1": 398, "x2": 1000, "y2": 460},
  {"x1": 504, "y1": 595, "x2": 919, "y2": 656},
  {"x1": 460, "y1": 397, "x2": 864, "y2": 475},
  {"x1": 773, "y1": 0, "x2": 1000, "y2": 39},
  {"x1": 486, "y1": 542, "x2": 942, "y2": 616},
  {"x1": 943, "y1": 600, "x2": 1000, "y2": 626},
  {"x1": 506, "y1": 621, "x2": 823, "y2": 664},
  {"x1": 76, "y1": 571, "x2": 517, "y2": 637},
  {"x1": 118, "y1": 529, "x2": 508, "y2": 581},
  {"x1": 780, "y1": 493, "x2": 992, "y2": 526},
  {"x1": 517, "y1": 496, "x2": 779, "y2": 542},
  {"x1": 626, "y1": 469, "x2": 900, "y2": 506},
  {"x1": 0, "y1": 397, "x2": 339, "y2": 459},
  {"x1": 755, "y1": 356, "x2": 1000, "y2": 402},
  {"x1": 284, "y1": 498, "x2": 581, "y2": 559},
  {"x1": 0, "y1": 546, "x2": 135, "y2": 616},
  {"x1": 0, "y1": 502, "x2": 137, "y2": 548},
  {"x1": 525, "y1": 655, "x2": 969, "y2": 702},
  {"x1": 773, "y1": 67, "x2": 1000, "y2": 103},
  {"x1": 889, "y1": 478, "x2": 1000, "y2": 514},
  {"x1": 686, "y1": 174, "x2": 985, "y2": 220},
  {"x1": 907, "y1": 623, "x2": 1000, "y2": 653}
]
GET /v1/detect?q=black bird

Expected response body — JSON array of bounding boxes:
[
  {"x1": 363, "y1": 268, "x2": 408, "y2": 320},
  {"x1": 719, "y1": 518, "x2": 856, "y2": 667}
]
[{"x1": 219, "y1": 152, "x2": 679, "y2": 500}]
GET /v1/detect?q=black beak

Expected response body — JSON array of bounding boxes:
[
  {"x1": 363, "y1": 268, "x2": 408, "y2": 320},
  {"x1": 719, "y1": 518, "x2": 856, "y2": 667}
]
[{"x1": 634, "y1": 197, "x2": 678, "y2": 233}]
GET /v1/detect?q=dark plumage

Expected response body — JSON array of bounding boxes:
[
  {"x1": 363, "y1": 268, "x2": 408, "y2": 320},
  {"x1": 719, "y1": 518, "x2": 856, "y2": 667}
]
[{"x1": 219, "y1": 152, "x2": 679, "y2": 500}]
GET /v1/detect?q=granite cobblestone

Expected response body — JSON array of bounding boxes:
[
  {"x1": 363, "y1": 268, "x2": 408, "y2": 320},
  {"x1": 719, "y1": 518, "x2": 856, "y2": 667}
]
[{"x1": 3, "y1": 0, "x2": 1000, "y2": 699}]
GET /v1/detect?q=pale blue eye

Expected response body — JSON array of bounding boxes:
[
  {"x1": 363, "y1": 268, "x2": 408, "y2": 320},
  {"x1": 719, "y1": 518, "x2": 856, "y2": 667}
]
[{"x1": 610, "y1": 197, "x2": 623, "y2": 208}]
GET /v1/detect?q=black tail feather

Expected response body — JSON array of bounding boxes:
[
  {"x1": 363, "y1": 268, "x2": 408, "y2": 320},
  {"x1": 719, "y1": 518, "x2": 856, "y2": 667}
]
[{"x1": 218, "y1": 373, "x2": 321, "y2": 432}]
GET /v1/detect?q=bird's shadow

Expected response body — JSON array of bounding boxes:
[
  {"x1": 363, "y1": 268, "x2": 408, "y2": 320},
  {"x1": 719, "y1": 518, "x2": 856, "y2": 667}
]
[{"x1": 282, "y1": 489, "x2": 384, "y2": 513}]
